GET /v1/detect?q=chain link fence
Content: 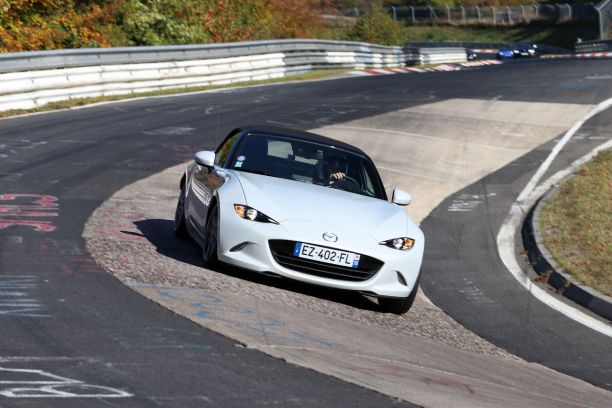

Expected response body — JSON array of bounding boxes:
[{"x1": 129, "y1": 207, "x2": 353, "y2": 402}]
[{"x1": 341, "y1": 4, "x2": 598, "y2": 26}]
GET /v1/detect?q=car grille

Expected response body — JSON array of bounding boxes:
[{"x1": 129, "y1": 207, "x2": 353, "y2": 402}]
[{"x1": 268, "y1": 240, "x2": 383, "y2": 282}]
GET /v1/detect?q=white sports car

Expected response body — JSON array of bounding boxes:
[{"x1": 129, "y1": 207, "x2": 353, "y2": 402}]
[{"x1": 174, "y1": 126, "x2": 424, "y2": 314}]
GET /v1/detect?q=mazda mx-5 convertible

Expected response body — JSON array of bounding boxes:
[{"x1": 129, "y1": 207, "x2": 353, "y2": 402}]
[{"x1": 174, "y1": 126, "x2": 424, "y2": 314}]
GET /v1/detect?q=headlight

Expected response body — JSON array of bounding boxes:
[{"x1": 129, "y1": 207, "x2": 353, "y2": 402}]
[
  {"x1": 381, "y1": 237, "x2": 415, "y2": 251},
  {"x1": 234, "y1": 204, "x2": 278, "y2": 224}
]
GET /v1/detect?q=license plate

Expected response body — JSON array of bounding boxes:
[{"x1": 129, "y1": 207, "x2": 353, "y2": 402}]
[{"x1": 293, "y1": 242, "x2": 360, "y2": 268}]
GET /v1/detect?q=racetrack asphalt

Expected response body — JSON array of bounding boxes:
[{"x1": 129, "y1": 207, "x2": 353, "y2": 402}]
[
  {"x1": 0, "y1": 58, "x2": 611, "y2": 406},
  {"x1": 420, "y1": 104, "x2": 612, "y2": 390}
]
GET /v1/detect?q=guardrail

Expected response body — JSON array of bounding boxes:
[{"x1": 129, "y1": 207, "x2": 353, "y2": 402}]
[
  {"x1": 575, "y1": 39, "x2": 612, "y2": 52},
  {"x1": 0, "y1": 40, "x2": 405, "y2": 74},
  {"x1": 405, "y1": 47, "x2": 467, "y2": 65},
  {"x1": 0, "y1": 40, "x2": 408, "y2": 112},
  {"x1": 0, "y1": 39, "x2": 473, "y2": 112}
]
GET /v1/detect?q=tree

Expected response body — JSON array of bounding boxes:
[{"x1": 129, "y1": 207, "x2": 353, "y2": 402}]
[{"x1": 350, "y1": 2, "x2": 406, "y2": 45}]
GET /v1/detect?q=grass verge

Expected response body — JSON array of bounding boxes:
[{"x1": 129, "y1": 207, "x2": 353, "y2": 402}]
[
  {"x1": 0, "y1": 68, "x2": 351, "y2": 119},
  {"x1": 539, "y1": 150, "x2": 612, "y2": 296}
]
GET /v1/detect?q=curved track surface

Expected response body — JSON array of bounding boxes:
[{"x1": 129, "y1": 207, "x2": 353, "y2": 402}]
[
  {"x1": 0, "y1": 59, "x2": 611, "y2": 406},
  {"x1": 420, "y1": 105, "x2": 612, "y2": 389}
]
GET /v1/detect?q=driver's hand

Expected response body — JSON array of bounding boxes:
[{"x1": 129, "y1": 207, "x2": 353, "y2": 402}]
[{"x1": 329, "y1": 172, "x2": 346, "y2": 180}]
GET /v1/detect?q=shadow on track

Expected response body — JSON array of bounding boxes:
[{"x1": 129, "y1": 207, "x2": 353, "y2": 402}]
[{"x1": 133, "y1": 218, "x2": 381, "y2": 312}]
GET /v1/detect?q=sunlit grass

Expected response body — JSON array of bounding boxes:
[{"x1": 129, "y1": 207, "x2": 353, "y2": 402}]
[{"x1": 540, "y1": 150, "x2": 612, "y2": 296}]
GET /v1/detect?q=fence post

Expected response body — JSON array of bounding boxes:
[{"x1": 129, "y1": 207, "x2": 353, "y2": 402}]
[
  {"x1": 411, "y1": 6, "x2": 415, "y2": 24},
  {"x1": 600, "y1": 7, "x2": 605, "y2": 40},
  {"x1": 477, "y1": 6, "x2": 481, "y2": 23},
  {"x1": 429, "y1": 6, "x2": 434, "y2": 22},
  {"x1": 534, "y1": 4, "x2": 539, "y2": 19},
  {"x1": 461, "y1": 6, "x2": 466, "y2": 24},
  {"x1": 353, "y1": 7, "x2": 359, "y2": 17},
  {"x1": 520, "y1": 5, "x2": 526, "y2": 22},
  {"x1": 565, "y1": 4, "x2": 572, "y2": 21},
  {"x1": 447, "y1": 6, "x2": 451, "y2": 23},
  {"x1": 391, "y1": 6, "x2": 397, "y2": 21},
  {"x1": 492, "y1": 6, "x2": 496, "y2": 25},
  {"x1": 507, "y1": 6, "x2": 512, "y2": 24}
]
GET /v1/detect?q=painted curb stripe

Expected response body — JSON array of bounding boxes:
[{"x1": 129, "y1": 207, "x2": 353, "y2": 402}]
[
  {"x1": 352, "y1": 60, "x2": 502, "y2": 76},
  {"x1": 543, "y1": 52, "x2": 612, "y2": 59}
]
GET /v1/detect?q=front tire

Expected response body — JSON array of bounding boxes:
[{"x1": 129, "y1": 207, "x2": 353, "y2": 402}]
[
  {"x1": 174, "y1": 186, "x2": 189, "y2": 239},
  {"x1": 379, "y1": 275, "x2": 420, "y2": 315},
  {"x1": 201, "y1": 204, "x2": 219, "y2": 268}
]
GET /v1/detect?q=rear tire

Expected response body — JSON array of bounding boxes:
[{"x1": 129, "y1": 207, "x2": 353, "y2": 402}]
[
  {"x1": 174, "y1": 186, "x2": 189, "y2": 239},
  {"x1": 201, "y1": 204, "x2": 219, "y2": 268},
  {"x1": 379, "y1": 275, "x2": 420, "y2": 315}
]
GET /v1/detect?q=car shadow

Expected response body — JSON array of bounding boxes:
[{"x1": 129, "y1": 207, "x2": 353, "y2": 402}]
[{"x1": 134, "y1": 219, "x2": 380, "y2": 312}]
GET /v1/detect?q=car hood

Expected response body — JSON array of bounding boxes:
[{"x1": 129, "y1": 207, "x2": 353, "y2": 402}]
[{"x1": 233, "y1": 171, "x2": 417, "y2": 241}]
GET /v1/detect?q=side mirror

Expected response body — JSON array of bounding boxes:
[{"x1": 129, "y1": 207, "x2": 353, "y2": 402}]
[
  {"x1": 392, "y1": 188, "x2": 412, "y2": 206},
  {"x1": 195, "y1": 151, "x2": 215, "y2": 167}
]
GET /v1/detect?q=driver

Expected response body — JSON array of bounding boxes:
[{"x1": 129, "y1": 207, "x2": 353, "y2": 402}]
[{"x1": 326, "y1": 154, "x2": 348, "y2": 181}]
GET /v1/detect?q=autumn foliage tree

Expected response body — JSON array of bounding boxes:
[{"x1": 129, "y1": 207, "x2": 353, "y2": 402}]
[
  {"x1": 117, "y1": 0, "x2": 260, "y2": 45},
  {"x1": 0, "y1": 0, "x2": 329, "y2": 52},
  {"x1": 253, "y1": 0, "x2": 326, "y2": 39},
  {"x1": 349, "y1": 2, "x2": 406, "y2": 45},
  {"x1": 0, "y1": 0, "x2": 126, "y2": 52}
]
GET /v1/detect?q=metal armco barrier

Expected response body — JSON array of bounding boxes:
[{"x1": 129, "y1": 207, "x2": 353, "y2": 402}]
[
  {"x1": 404, "y1": 47, "x2": 467, "y2": 65},
  {"x1": 575, "y1": 39, "x2": 612, "y2": 52},
  {"x1": 0, "y1": 40, "x2": 404, "y2": 74},
  {"x1": 0, "y1": 39, "x2": 469, "y2": 112}
]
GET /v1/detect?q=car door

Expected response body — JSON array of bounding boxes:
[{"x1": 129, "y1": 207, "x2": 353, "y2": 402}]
[{"x1": 187, "y1": 131, "x2": 241, "y2": 236}]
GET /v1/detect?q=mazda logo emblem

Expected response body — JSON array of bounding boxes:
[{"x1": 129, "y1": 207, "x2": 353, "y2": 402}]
[{"x1": 322, "y1": 232, "x2": 338, "y2": 242}]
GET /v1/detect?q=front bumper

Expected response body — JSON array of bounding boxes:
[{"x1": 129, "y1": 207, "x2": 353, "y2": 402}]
[{"x1": 216, "y1": 202, "x2": 424, "y2": 298}]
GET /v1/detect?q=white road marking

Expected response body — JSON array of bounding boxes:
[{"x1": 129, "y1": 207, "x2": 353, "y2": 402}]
[
  {"x1": 0, "y1": 367, "x2": 132, "y2": 398},
  {"x1": 586, "y1": 74, "x2": 612, "y2": 80},
  {"x1": 266, "y1": 120, "x2": 293, "y2": 127},
  {"x1": 497, "y1": 97, "x2": 612, "y2": 337},
  {"x1": 0, "y1": 367, "x2": 77, "y2": 384},
  {"x1": 143, "y1": 126, "x2": 195, "y2": 136},
  {"x1": 0, "y1": 357, "x2": 92, "y2": 363},
  {"x1": 517, "y1": 99, "x2": 612, "y2": 203},
  {"x1": 0, "y1": 276, "x2": 48, "y2": 318},
  {"x1": 447, "y1": 193, "x2": 497, "y2": 212}
]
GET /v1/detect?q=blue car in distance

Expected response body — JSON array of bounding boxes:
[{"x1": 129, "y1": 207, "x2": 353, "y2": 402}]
[
  {"x1": 496, "y1": 48, "x2": 515, "y2": 59},
  {"x1": 497, "y1": 43, "x2": 538, "y2": 59}
]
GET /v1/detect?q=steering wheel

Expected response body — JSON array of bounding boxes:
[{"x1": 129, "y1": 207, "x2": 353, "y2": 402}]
[{"x1": 327, "y1": 175, "x2": 360, "y2": 190}]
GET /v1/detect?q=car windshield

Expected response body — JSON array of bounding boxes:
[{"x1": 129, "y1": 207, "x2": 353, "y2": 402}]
[{"x1": 229, "y1": 133, "x2": 386, "y2": 199}]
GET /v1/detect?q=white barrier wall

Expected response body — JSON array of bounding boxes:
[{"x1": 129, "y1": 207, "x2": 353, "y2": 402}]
[
  {"x1": 0, "y1": 40, "x2": 466, "y2": 112},
  {"x1": 416, "y1": 48, "x2": 468, "y2": 65},
  {"x1": 0, "y1": 53, "x2": 290, "y2": 111}
]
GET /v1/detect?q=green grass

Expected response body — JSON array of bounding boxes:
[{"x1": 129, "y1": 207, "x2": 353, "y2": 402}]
[
  {"x1": 0, "y1": 68, "x2": 351, "y2": 119},
  {"x1": 539, "y1": 150, "x2": 612, "y2": 296},
  {"x1": 403, "y1": 22, "x2": 598, "y2": 49}
]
